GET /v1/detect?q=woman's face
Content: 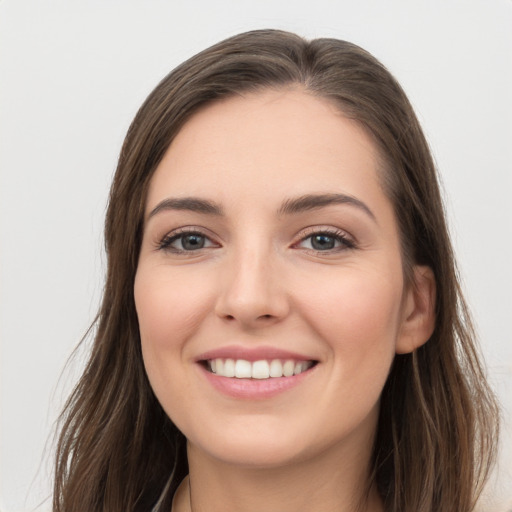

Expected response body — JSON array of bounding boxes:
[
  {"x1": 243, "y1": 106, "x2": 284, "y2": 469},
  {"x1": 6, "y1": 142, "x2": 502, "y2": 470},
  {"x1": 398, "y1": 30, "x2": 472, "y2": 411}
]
[{"x1": 135, "y1": 89, "x2": 420, "y2": 469}]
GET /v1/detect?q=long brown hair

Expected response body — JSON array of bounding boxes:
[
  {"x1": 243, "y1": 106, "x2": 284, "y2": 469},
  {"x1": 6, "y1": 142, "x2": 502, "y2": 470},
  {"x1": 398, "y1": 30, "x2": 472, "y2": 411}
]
[{"x1": 53, "y1": 29, "x2": 499, "y2": 511}]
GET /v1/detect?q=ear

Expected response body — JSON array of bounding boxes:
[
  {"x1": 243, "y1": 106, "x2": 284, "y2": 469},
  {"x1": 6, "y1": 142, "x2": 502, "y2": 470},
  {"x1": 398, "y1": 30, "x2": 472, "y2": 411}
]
[{"x1": 395, "y1": 265, "x2": 436, "y2": 354}]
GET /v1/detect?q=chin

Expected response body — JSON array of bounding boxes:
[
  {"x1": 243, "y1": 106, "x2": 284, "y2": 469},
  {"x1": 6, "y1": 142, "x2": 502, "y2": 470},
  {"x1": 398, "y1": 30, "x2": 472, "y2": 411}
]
[
  {"x1": 195, "y1": 441, "x2": 308, "y2": 469},
  {"x1": 186, "y1": 421, "x2": 317, "y2": 469}
]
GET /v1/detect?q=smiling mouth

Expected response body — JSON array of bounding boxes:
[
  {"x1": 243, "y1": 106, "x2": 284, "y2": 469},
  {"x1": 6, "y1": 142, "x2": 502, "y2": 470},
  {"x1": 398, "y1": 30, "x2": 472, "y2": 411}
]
[{"x1": 202, "y1": 358, "x2": 317, "y2": 379}]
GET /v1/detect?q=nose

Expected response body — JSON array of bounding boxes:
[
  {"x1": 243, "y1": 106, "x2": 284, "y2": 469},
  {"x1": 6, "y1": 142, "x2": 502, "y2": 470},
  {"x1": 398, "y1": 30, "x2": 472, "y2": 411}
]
[{"x1": 214, "y1": 246, "x2": 290, "y2": 329}]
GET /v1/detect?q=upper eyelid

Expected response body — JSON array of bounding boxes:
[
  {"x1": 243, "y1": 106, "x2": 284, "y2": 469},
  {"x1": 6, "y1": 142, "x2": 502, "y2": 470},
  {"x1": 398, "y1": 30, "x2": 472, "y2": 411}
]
[
  {"x1": 292, "y1": 226, "x2": 357, "y2": 251},
  {"x1": 294, "y1": 225, "x2": 354, "y2": 241},
  {"x1": 155, "y1": 226, "x2": 220, "y2": 252},
  {"x1": 160, "y1": 226, "x2": 217, "y2": 240}
]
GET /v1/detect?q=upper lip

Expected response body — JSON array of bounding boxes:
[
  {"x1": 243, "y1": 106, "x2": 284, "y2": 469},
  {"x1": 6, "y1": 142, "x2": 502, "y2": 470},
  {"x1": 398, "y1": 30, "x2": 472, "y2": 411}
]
[{"x1": 195, "y1": 345, "x2": 317, "y2": 363}]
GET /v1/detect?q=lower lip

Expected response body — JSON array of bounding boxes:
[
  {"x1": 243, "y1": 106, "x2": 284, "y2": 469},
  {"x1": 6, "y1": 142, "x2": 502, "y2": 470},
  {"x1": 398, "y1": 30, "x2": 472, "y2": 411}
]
[{"x1": 199, "y1": 364, "x2": 316, "y2": 399}]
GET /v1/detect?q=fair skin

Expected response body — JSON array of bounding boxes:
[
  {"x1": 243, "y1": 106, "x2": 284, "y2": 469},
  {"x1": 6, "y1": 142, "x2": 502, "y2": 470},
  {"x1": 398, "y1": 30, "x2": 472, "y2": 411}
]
[{"x1": 134, "y1": 89, "x2": 435, "y2": 512}]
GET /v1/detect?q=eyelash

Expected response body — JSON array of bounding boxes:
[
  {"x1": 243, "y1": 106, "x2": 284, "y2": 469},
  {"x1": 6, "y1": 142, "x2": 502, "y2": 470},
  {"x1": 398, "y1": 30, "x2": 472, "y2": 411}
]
[
  {"x1": 294, "y1": 227, "x2": 356, "y2": 253},
  {"x1": 157, "y1": 228, "x2": 216, "y2": 253},
  {"x1": 156, "y1": 227, "x2": 356, "y2": 254}
]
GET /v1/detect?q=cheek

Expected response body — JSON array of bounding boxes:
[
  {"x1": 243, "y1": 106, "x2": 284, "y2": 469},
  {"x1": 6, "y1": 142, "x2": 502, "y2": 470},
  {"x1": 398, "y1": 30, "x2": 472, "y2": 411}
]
[
  {"x1": 134, "y1": 266, "x2": 222, "y2": 432},
  {"x1": 134, "y1": 266, "x2": 215, "y2": 404},
  {"x1": 134, "y1": 267, "x2": 212, "y2": 346},
  {"x1": 298, "y1": 266, "x2": 404, "y2": 387}
]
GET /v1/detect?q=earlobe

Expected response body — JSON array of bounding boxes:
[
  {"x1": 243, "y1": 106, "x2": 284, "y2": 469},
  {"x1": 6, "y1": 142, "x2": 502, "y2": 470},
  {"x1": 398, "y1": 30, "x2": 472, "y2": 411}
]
[{"x1": 396, "y1": 265, "x2": 436, "y2": 354}]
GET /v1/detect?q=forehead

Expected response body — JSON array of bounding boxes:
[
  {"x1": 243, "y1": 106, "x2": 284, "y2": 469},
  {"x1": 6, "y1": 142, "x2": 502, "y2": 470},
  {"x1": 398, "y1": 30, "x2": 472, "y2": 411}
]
[{"x1": 147, "y1": 89, "x2": 383, "y2": 209}]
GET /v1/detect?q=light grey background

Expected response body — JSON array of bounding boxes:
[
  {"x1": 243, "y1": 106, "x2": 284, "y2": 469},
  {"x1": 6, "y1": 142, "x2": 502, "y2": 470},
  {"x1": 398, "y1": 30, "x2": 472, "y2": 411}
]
[{"x1": 1, "y1": 1, "x2": 511, "y2": 511}]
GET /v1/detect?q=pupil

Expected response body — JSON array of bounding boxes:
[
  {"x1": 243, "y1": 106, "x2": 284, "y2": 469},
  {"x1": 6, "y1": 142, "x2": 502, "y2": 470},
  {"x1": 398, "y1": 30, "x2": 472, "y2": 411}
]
[
  {"x1": 183, "y1": 234, "x2": 204, "y2": 250},
  {"x1": 312, "y1": 234, "x2": 335, "y2": 250}
]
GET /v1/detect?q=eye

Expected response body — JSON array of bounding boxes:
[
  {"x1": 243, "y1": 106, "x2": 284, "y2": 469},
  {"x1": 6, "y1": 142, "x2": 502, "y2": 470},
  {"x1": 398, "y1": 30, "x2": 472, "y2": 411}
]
[
  {"x1": 296, "y1": 229, "x2": 355, "y2": 252},
  {"x1": 158, "y1": 230, "x2": 217, "y2": 253}
]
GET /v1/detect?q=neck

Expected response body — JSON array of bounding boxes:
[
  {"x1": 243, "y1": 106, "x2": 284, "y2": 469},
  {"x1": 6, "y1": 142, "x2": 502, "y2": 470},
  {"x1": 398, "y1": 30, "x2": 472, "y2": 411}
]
[{"x1": 172, "y1": 441, "x2": 383, "y2": 512}]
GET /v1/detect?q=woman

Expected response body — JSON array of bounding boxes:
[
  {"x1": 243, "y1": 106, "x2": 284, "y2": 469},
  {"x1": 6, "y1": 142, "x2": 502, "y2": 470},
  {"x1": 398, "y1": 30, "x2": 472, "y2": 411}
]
[{"x1": 53, "y1": 29, "x2": 499, "y2": 512}]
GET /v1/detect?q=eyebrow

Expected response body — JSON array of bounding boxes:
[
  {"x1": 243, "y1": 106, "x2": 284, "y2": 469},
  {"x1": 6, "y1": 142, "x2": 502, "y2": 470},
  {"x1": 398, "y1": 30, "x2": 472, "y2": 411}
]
[
  {"x1": 278, "y1": 193, "x2": 376, "y2": 222},
  {"x1": 147, "y1": 192, "x2": 376, "y2": 223},
  {"x1": 148, "y1": 197, "x2": 224, "y2": 220}
]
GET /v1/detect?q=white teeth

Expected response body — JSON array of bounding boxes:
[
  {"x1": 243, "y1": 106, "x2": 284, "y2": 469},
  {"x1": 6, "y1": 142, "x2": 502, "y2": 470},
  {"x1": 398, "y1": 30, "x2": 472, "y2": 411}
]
[
  {"x1": 208, "y1": 358, "x2": 313, "y2": 379},
  {"x1": 223, "y1": 358, "x2": 235, "y2": 377},
  {"x1": 269, "y1": 359, "x2": 283, "y2": 378},
  {"x1": 235, "y1": 359, "x2": 252, "y2": 378},
  {"x1": 283, "y1": 360, "x2": 295, "y2": 377},
  {"x1": 252, "y1": 360, "x2": 270, "y2": 379},
  {"x1": 293, "y1": 362, "x2": 303, "y2": 375}
]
